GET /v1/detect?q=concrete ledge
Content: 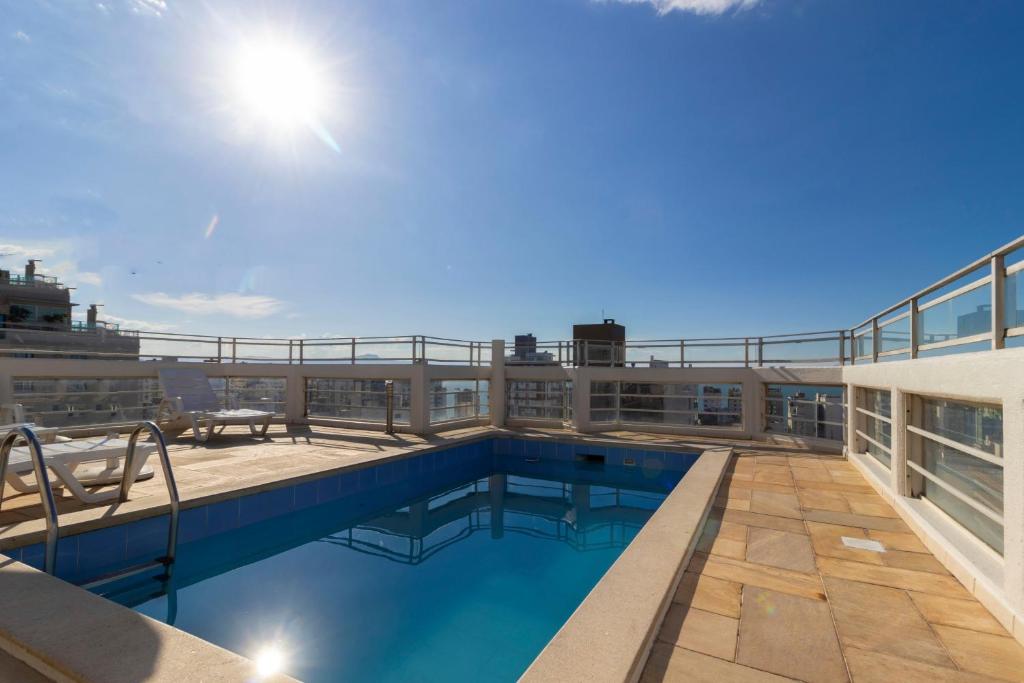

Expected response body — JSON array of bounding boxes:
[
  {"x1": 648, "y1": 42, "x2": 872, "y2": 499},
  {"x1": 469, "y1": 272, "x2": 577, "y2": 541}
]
[
  {"x1": 0, "y1": 556, "x2": 297, "y2": 683},
  {"x1": 520, "y1": 446, "x2": 732, "y2": 683}
]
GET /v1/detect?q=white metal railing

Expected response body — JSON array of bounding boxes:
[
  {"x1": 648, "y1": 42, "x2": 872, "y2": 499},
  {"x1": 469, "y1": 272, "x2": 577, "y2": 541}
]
[
  {"x1": 589, "y1": 381, "x2": 743, "y2": 428},
  {"x1": 850, "y1": 234, "x2": 1024, "y2": 363},
  {"x1": 2, "y1": 236, "x2": 1022, "y2": 370}
]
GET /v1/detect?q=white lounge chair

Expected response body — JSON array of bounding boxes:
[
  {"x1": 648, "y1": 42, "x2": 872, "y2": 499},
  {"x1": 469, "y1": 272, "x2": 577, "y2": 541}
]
[
  {"x1": 3, "y1": 434, "x2": 156, "y2": 504},
  {"x1": 157, "y1": 367, "x2": 273, "y2": 443}
]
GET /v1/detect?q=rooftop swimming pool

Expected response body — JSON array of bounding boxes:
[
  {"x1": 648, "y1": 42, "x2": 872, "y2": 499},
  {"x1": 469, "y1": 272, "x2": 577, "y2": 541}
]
[{"x1": 57, "y1": 439, "x2": 696, "y2": 682}]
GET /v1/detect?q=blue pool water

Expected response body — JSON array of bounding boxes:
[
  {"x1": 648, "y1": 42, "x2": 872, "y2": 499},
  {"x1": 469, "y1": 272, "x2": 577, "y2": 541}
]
[{"x1": 83, "y1": 439, "x2": 694, "y2": 682}]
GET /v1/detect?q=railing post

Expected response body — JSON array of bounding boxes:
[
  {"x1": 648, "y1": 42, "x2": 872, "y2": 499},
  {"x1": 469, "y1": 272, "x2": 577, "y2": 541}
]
[
  {"x1": 744, "y1": 338, "x2": 750, "y2": 368},
  {"x1": 679, "y1": 340, "x2": 685, "y2": 368},
  {"x1": 299, "y1": 339, "x2": 305, "y2": 364},
  {"x1": 756, "y1": 338, "x2": 763, "y2": 368},
  {"x1": 490, "y1": 340, "x2": 506, "y2": 428},
  {"x1": 558, "y1": 341, "x2": 563, "y2": 366},
  {"x1": 385, "y1": 380, "x2": 395, "y2": 435},
  {"x1": 351, "y1": 337, "x2": 356, "y2": 365},
  {"x1": 216, "y1": 337, "x2": 222, "y2": 363},
  {"x1": 231, "y1": 338, "x2": 237, "y2": 364},
  {"x1": 421, "y1": 336, "x2": 427, "y2": 364},
  {"x1": 838, "y1": 331, "x2": 845, "y2": 366},
  {"x1": 849, "y1": 328, "x2": 857, "y2": 365},
  {"x1": 992, "y1": 254, "x2": 1006, "y2": 350},
  {"x1": 909, "y1": 299, "x2": 919, "y2": 359},
  {"x1": 411, "y1": 336, "x2": 417, "y2": 363},
  {"x1": 871, "y1": 318, "x2": 879, "y2": 363},
  {"x1": 288, "y1": 340, "x2": 293, "y2": 365},
  {"x1": 409, "y1": 361, "x2": 428, "y2": 433}
]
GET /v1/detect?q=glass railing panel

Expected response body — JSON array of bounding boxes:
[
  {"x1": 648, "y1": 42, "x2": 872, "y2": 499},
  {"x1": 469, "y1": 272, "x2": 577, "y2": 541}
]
[
  {"x1": 12, "y1": 376, "x2": 162, "y2": 428},
  {"x1": 305, "y1": 378, "x2": 412, "y2": 424},
  {"x1": 916, "y1": 276, "x2": 991, "y2": 347},
  {"x1": 764, "y1": 384, "x2": 846, "y2": 442}
]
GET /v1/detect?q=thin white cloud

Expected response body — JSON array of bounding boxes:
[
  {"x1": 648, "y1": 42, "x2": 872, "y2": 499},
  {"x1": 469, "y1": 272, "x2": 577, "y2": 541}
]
[
  {"x1": 101, "y1": 313, "x2": 176, "y2": 332},
  {"x1": 129, "y1": 0, "x2": 167, "y2": 16},
  {"x1": 68, "y1": 268, "x2": 103, "y2": 286},
  {"x1": 132, "y1": 292, "x2": 285, "y2": 319},
  {"x1": 607, "y1": 0, "x2": 761, "y2": 15},
  {"x1": 13, "y1": 30, "x2": 31, "y2": 43},
  {"x1": 0, "y1": 242, "x2": 102, "y2": 286}
]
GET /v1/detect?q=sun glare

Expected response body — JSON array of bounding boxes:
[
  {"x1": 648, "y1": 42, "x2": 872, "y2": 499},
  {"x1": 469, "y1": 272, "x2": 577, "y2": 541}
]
[
  {"x1": 253, "y1": 643, "x2": 286, "y2": 678},
  {"x1": 232, "y1": 38, "x2": 324, "y2": 129}
]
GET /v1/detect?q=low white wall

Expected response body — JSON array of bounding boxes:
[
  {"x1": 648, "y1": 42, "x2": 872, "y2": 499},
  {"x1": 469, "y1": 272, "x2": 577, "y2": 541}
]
[{"x1": 843, "y1": 347, "x2": 1024, "y2": 641}]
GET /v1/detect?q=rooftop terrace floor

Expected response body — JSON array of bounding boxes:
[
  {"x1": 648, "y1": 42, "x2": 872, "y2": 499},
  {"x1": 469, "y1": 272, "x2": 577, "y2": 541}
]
[
  {"x1": 643, "y1": 448, "x2": 1024, "y2": 683},
  {"x1": 0, "y1": 427, "x2": 1022, "y2": 682}
]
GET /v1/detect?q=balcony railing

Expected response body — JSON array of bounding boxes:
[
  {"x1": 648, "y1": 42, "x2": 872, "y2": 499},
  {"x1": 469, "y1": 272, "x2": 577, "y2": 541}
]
[{"x1": 0, "y1": 234, "x2": 1020, "y2": 368}]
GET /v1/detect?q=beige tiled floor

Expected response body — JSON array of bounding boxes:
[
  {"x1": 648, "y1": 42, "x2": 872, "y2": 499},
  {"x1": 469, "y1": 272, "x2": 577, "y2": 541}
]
[{"x1": 643, "y1": 449, "x2": 1024, "y2": 682}]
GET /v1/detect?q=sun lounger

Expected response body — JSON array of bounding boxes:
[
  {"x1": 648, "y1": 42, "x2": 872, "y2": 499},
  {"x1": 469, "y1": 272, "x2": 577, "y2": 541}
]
[
  {"x1": 2, "y1": 434, "x2": 156, "y2": 504},
  {"x1": 157, "y1": 367, "x2": 273, "y2": 443}
]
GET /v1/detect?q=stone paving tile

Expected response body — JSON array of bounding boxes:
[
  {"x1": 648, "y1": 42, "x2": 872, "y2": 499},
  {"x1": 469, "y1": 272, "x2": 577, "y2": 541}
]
[
  {"x1": 843, "y1": 647, "x2": 1004, "y2": 683},
  {"x1": 792, "y1": 467, "x2": 839, "y2": 484},
  {"x1": 689, "y1": 553, "x2": 826, "y2": 601},
  {"x1": 932, "y1": 625, "x2": 1024, "y2": 681},
  {"x1": 724, "y1": 478, "x2": 799, "y2": 495},
  {"x1": 658, "y1": 604, "x2": 738, "y2": 660},
  {"x1": 642, "y1": 642, "x2": 796, "y2": 683},
  {"x1": 673, "y1": 571, "x2": 743, "y2": 619},
  {"x1": 824, "y1": 576, "x2": 954, "y2": 668},
  {"x1": 752, "y1": 465, "x2": 794, "y2": 486},
  {"x1": 867, "y1": 529, "x2": 930, "y2": 553},
  {"x1": 695, "y1": 519, "x2": 748, "y2": 560},
  {"x1": 646, "y1": 446, "x2": 1024, "y2": 683},
  {"x1": 745, "y1": 528, "x2": 816, "y2": 573},
  {"x1": 908, "y1": 592, "x2": 1006, "y2": 636},
  {"x1": 794, "y1": 479, "x2": 874, "y2": 494},
  {"x1": 715, "y1": 509, "x2": 808, "y2": 535},
  {"x1": 805, "y1": 521, "x2": 887, "y2": 565},
  {"x1": 714, "y1": 495, "x2": 752, "y2": 512},
  {"x1": 881, "y1": 550, "x2": 950, "y2": 574},
  {"x1": 797, "y1": 487, "x2": 851, "y2": 511},
  {"x1": 844, "y1": 492, "x2": 901, "y2": 518},
  {"x1": 803, "y1": 509, "x2": 911, "y2": 532},
  {"x1": 749, "y1": 490, "x2": 803, "y2": 520},
  {"x1": 817, "y1": 556, "x2": 972, "y2": 598},
  {"x1": 736, "y1": 586, "x2": 849, "y2": 683}
]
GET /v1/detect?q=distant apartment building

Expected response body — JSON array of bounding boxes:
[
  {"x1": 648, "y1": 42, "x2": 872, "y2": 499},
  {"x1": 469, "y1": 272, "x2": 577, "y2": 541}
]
[
  {"x1": 507, "y1": 333, "x2": 556, "y2": 365},
  {"x1": 0, "y1": 260, "x2": 140, "y2": 359},
  {"x1": 572, "y1": 319, "x2": 625, "y2": 367}
]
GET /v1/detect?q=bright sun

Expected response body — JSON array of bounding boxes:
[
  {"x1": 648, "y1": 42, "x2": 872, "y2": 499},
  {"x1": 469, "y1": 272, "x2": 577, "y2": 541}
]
[{"x1": 231, "y1": 38, "x2": 324, "y2": 130}]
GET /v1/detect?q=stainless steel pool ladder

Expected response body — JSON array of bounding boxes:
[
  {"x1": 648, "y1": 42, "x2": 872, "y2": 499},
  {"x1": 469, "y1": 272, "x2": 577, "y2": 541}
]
[{"x1": 0, "y1": 421, "x2": 181, "y2": 583}]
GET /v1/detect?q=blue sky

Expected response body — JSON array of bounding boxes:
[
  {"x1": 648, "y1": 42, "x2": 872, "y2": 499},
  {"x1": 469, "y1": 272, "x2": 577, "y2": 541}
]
[{"x1": 1, "y1": 0, "x2": 1022, "y2": 341}]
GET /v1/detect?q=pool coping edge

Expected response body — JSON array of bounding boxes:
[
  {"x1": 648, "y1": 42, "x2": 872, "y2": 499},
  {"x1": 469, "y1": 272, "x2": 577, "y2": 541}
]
[{"x1": 519, "y1": 445, "x2": 733, "y2": 683}]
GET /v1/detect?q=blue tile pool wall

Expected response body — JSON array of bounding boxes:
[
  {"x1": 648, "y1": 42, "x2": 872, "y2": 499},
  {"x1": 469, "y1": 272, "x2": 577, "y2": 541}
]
[{"x1": 10, "y1": 438, "x2": 698, "y2": 583}]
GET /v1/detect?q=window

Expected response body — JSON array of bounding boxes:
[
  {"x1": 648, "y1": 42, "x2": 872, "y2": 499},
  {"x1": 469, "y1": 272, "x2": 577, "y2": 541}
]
[
  {"x1": 765, "y1": 384, "x2": 846, "y2": 442},
  {"x1": 306, "y1": 378, "x2": 411, "y2": 424},
  {"x1": 856, "y1": 388, "x2": 892, "y2": 468},
  {"x1": 908, "y1": 396, "x2": 1003, "y2": 554}
]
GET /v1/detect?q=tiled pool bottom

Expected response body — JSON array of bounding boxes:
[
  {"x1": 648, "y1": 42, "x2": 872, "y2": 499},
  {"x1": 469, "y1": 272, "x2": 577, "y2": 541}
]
[{"x1": 12, "y1": 438, "x2": 698, "y2": 682}]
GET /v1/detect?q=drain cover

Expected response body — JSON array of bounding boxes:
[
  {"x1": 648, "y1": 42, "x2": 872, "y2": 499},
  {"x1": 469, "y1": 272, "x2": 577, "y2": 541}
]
[{"x1": 841, "y1": 536, "x2": 886, "y2": 553}]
